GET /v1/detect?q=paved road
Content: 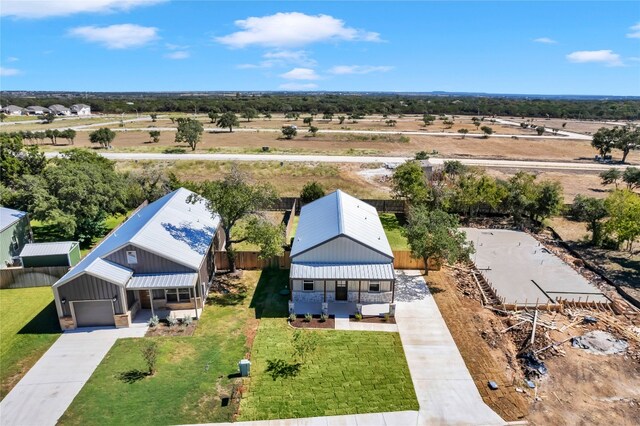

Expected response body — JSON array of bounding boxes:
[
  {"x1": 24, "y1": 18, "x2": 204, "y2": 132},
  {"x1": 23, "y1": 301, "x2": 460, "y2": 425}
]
[
  {"x1": 0, "y1": 324, "x2": 147, "y2": 426},
  {"x1": 45, "y1": 151, "x2": 632, "y2": 171}
]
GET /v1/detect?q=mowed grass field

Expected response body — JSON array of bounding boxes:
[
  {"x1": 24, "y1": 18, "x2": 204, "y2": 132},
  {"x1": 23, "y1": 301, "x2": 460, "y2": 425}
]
[{"x1": 0, "y1": 287, "x2": 61, "y2": 399}]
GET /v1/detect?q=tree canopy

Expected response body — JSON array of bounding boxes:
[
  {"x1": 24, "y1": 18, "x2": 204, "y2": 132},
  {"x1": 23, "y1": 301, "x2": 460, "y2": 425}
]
[
  {"x1": 300, "y1": 181, "x2": 325, "y2": 204},
  {"x1": 217, "y1": 112, "x2": 240, "y2": 132},
  {"x1": 174, "y1": 118, "x2": 204, "y2": 151},
  {"x1": 392, "y1": 160, "x2": 429, "y2": 204},
  {"x1": 89, "y1": 127, "x2": 116, "y2": 149}
]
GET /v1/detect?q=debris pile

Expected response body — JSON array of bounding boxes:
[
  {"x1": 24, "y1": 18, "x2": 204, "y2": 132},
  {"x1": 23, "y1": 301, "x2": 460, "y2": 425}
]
[{"x1": 571, "y1": 330, "x2": 629, "y2": 355}]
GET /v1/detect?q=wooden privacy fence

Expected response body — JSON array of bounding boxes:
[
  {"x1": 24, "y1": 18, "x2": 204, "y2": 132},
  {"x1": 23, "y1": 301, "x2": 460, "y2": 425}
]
[
  {"x1": 267, "y1": 197, "x2": 407, "y2": 214},
  {"x1": 0, "y1": 266, "x2": 69, "y2": 289},
  {"x1": 215, "y1": 250, "x2": 438, "y2": 271}
]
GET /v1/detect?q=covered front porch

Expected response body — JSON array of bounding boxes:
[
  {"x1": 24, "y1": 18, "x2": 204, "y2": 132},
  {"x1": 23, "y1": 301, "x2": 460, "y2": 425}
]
[{"x1": 292, "y1": 301, "x2": 391, "y2": 317}]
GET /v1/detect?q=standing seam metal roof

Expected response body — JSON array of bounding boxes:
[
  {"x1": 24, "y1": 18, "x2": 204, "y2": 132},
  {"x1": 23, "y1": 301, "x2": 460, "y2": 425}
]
[
  {"x1": 290, "y1": 263, "x2": 395, "y2": 280},
  {"x1": 20, "y1": 242, "x2": 77, "y2": 257},
  {"x1": 0, "y1": 207, "x2": 27, "y2": 232},
  {"x1": 127, "y1": 273, "x2": 198, "y2": 289},
  {"x1": 290, "y1": 190, "x2": 393, "y2": 259}
]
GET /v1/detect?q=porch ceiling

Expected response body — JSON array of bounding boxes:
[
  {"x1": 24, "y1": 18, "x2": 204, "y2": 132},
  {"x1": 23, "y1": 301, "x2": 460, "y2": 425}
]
[{"x1": 126, "y1": 272, "x2": 197, "y2": 290}]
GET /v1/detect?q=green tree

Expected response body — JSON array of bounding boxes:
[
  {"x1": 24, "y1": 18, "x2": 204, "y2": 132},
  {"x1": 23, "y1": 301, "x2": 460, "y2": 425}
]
[
  {"x1": 338, "y1": 116, "x2": 346, "y2": 124},
  {"x1": 149, "y1": 130, "x2": 161, "y2": 143},
  {"x1": 480, "y1": 126, "x2": 493, "y2": 138},
  {"x1": 604, "y1": 189, "x2": 640, "y2": 251},
  {"x1": 392, "y1": 161, "x2": 429, "y2": 204},
  {"x1": 471, "y1": 117, "x2": 481, "y2": 129},
  {"x1": 443, "y1": 160, "x2": 467, "y2": 177},
  {"x1": 503, "y1": 172, "x2": 539, "y2": 225},
  {"x1": 531, "y1": 180, "x2": 564, "y2": 222},
  {"x1": 308, "y1": 125, "x2": 319, "y2": 137},
  {"x1": 385, "y1": 119, "x2": 397, "y2": 127},
  {"x1": 457, "y1": 128, "x2": 469, "y2": 139},
  {"x1": 570, "y1": 195, "x2": 608, "y2": 245},
  {"x1": 216, "y1": 112, "x2": 240, "y2": 132},
  {"x1": 453, "y1": 173, "x2": 506, "y2": 217},
  {"x1": 174, "y1": 118, "x2": 204, "y2": 151},
  {"x1": 149, "y1": 113, "x2": 158, "y2": 122},
  {"x1": 303, "y1": 116, "x2": 313, "y2": 126},
  {"x1": 423, "y1": 114, "x2": 435, "y2": 126},
  {"x1": 300, "y1": 181, "x2": 325, "y2": 204},
  {"x1": 536, "y1": 126, "x2": 545, "y2": 136},
  {"x1": 616, "y1": 126, "x2": 639, "y2": 163},
  {"x1": 281, "y1": 126, "x2": 297, "y2": 139},
  {"x1": 89, "y1": 127, "x2": 116, "y2": 149},
  {"x1": 60, "y1": 129, "x2": 76, "y2": 145},
  {"x1": 208, "y1": 111, "x2": 219, "y2": 123},
  {"x1": 622, "y1": 166, "x2": 640, "y2": 190},
  {"x1": 264, "y1": 112, "x2": 272, "y2": 120},
  {"x1": 592, "y1": 127, "x2": 617, "y2": 157},
  {"x1": 241, "y1": 108, "x2": 258, "y2": 122},
  {"x1": 188, "y1": 167, "x2": 280, "y2": 272},
  {"x1": 0, "y1": 113, "x2": 7, "y2": 122},
  {"x1": 404, "y1": 206, "x2": 474, "y2": 274},
  {"x1": 322, "y1": 112, "x2": 333, "y2": 121},
  {"x1": 45, "y1": 129, "x2": 59, "y2": 145},
  {"x1": 42, "y1": 112, "x2": 56, "y2": 124},
  {"x1": 600, "y1": 168, "x2": 622, "y2": 189}
]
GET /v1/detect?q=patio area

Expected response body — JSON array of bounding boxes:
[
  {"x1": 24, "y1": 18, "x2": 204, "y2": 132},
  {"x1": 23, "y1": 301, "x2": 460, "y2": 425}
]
[{"x1": 292, "y1": 301, "x2": 390, "y2": 317}]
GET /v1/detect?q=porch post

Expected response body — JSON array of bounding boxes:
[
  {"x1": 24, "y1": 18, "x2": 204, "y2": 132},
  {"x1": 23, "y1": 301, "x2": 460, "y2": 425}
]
[
  {"x1": 323, "y1": 280, "x2": 326, "y2": 303},
  {"x1": 193, "y1": 285, "x2": 199, "y2": 320},
  {"x1": 289, "y1": 278, "x2": 293, "y2": 301},
  {"x1": 358, "y1": 281, "x2": 361, "y2": 304},
  {"x1": 391, "y1": 279, "x2": 396, "y2": 303},
  {"x1": 149, "y1": 289, "x2": 154, "y2": 317}
]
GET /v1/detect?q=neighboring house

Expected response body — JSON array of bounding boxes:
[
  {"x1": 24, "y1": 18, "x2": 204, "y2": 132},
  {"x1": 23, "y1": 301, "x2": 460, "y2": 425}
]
[
  {"x1": 0, "y1": 207, "x2": 32, "y2": 268},
  {"x1": 20, "y1": 242, "x2": 81, "y2": 268},
  {"x1": 52, "y1": 188, "x2": 225, "y2": 329},
  {"x1": 289, "y1": 190, "x2": 395, "y2": 311},
  {"x1": 70, "y1": 104, "x2": 91, "y2": 116},
  {"x1": 48, "y1": 104, "x2": 71, "y2": 116},
  {"x1": 1, "y1": 105, "x2": 25, "y2": 116},
  {"x1": 25, "y1": 106, "x2": 50, "y2": 115}
]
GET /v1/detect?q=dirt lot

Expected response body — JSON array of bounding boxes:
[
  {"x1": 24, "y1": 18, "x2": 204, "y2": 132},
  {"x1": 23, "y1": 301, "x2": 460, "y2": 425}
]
[
  {"x1": 505, "y1": 116, "x2": 636, "y2": 136},
  {"x1": 430, "y1": 266, "x2": 640, "y2": 426}
]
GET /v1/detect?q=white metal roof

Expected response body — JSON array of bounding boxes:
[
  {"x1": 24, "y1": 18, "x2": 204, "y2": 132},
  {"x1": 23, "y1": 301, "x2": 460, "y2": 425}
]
[
  {"x1": 127, "y1": 273, "x2": 198, "y2": 290},
  {"x1": 20, "y1": 242, "x2": 77, "y2": 257},
  {"x1": 84, "y1": 258, "x2": 133, "y2": 286},
  {"x1": 290, "y1": 262, "x2": 395, "y2": 280},
  {"x1": 290, "y1": 190, "x2": 393, "y2": 259},
  {"x1": 53, "y1": 188, "x2": 220, "y2": 288},
  {"x1": 1, "y1": 207, "x2": 27, "y2": 232}
]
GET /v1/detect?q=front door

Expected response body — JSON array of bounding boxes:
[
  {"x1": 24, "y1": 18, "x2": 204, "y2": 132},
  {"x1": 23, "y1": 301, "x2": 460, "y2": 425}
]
[{"x1": 335, "y1": 281, "x2": 348, "y2": 301}]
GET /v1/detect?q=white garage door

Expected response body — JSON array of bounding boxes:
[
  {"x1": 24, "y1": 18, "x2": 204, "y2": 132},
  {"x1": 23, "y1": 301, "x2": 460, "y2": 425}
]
[{"x1": 73, "y1": 301, "x2": 115, "y2": 327}]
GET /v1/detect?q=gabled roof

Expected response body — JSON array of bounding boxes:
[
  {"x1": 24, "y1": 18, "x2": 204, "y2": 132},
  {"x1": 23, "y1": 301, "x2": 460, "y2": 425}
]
[
  {"x1": 20, "y1": 241, "x2": 77, "y2": 257},
  {"x1": 53, "y1": 188, "x2": 221, "y2": 288},
  {"x1": 290, "y1": 190, "x2": 393, "y2": 259},
  {"x1": 49, "y1": 104, "x2": 70, "y2": 112},
  {"x1": 0, "y1": 207, "x2": 27, "y2": 232},
  {"x1": 84, "y1": 258, "x2": 133, "y2": 286},
  {"x1": 26, "y1": 106, "x2": 49, "y2": 112},
  {"x1": 2, "y1": 105, "x2": 25, "y2": 113},
  {"x1": 71, "y1": 104, "x2": 90, "y2": 110}
]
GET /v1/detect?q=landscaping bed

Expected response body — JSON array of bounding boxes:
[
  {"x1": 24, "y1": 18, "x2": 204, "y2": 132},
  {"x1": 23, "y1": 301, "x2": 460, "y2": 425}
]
[
  {"x1": 144, "y1": 320, "x2": 198, "y2": 337},
  {"x1": 289, "y1": 315, "x2": 335, "y2": 329},
  {"x1": 349, "y1": 315, "x2": 396, "y2": 324}
]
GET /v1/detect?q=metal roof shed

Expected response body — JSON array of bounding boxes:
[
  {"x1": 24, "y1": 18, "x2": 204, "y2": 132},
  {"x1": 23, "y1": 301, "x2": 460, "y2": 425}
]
[{"x1": 20, "y1": 241, "x2": 81, "y2": 268}]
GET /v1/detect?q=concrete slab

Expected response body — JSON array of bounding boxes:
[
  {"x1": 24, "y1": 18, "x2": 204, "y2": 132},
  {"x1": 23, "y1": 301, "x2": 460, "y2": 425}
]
[
  {"x1": 0, "y1": 325, "x2": 147, "y2": 426},
  {"x1": 463, "y1": 228, "x2": 608, "y2": 306}
]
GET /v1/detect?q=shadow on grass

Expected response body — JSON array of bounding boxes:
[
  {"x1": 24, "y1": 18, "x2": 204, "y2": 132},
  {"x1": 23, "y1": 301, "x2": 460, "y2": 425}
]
[
  {"x1": 117, "y1": 369, "x2": 149, "y2": 384},
  {"x1": 18, "y1": 301, "x2": 61, "y2": 335},
  {"x1": 249, "y1": 268, "x2": 289, "y2": 319},
  {"x1": 379, "y1": 213, "x2": 407, "y2": 231},
  {"x1": 266, "y1": 359, "x2": 301, "y2": 381}
]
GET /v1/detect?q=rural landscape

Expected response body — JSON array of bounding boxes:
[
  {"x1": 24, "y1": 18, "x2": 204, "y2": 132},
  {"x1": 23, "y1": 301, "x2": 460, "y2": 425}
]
[{"x1": 1, "y1": 1, "x2": 639, "y2": 426}]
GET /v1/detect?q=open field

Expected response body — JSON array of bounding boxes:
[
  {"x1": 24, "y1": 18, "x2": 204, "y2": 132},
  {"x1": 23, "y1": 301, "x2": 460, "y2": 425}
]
[
  {"x1": 0, "y1": 288, "x2": 61, "y2": 399},
  {"x1": 504, "y1": 116, "x2": 632, "y2": 136}
]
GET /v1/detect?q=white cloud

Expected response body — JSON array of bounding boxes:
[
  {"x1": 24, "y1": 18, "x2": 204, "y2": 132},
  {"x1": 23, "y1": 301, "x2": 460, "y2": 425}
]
[
  {"x1": 165, "y1": 43, "x2": 189, "y2": 51},
  {"x1": 237, "y1": 50, "x2": 317, "y2": 69},
  {"x1": 627, "y1": 22, "x2": 640, "y2": 38},
  {"x1": 280, "y1": 67, "x2": 320, "y2": 80},
  {"x1": 69, "y1": 24, "x2": 159, "y2": 49},
  {"x1": 6, "y1": 57, "x2": 19, "y2": 62},
  {"x1": 164, "y1": 51, "x2": 189, "y2": 60},
  {"x1": 1, "y1": 0, "x2": 166, "y2": 19},
  {"x1": 216, "y1": 12, "x2": 381, "y2": 48},
  {"x1": 533, "y1": 37, "x2": 557, "y2": 44},
  {"x1": 0, "y1": 67, "x2": 21, "y2": 76},
  {"x1": 629, "y1": 56, "x2": 640, "y2": 62},
  {"x1": 279, "y1": 82, "x2": 318, "y2": 91},
  {"x1": 328, "y1": 65, "x2": 393, "y2": 75},
  {"x1": 566, "y1": 50, "x2": 624, "y2": 67}
]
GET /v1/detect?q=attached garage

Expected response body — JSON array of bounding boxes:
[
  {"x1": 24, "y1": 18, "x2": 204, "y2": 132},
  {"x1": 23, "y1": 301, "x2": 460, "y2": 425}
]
[{"x1": 72, "y1": 300, "x2": 115, "y2": 327}]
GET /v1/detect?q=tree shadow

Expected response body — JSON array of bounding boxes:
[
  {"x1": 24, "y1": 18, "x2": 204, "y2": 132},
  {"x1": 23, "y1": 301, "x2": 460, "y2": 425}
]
[
  {"x1": 162, "y1": 223, "x2": 217, "y2": 256},
  {"x1": 18, "y1": 301, "x2": 61, "y2": 335},
  {"x1": 265, "y1": 359, "x2": 301, "y2": 380},
  {"x1": 249, "y1": 269, "x2": 289, "y2": 319},
  {"x1": 117, "y1": 369, "x2": 149, "y2": 384}
]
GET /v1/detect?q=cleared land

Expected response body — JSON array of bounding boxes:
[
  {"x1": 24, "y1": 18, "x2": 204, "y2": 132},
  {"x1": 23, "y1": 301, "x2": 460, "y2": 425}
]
[{"x1": 0, "y1": 288, "x2": 61, "y2": 399}]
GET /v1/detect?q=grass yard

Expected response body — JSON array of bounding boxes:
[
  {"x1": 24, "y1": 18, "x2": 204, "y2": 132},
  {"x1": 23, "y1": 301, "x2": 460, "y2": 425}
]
[
  {"x1": 0, "y1": 287, "x2": 61, "y2": 399},
  {"x1": 379, "y1": 213, "x2": 409, "y2": 250},
  {"x1": 238, "y1": 271, "x2": 418, "y2": 421}
]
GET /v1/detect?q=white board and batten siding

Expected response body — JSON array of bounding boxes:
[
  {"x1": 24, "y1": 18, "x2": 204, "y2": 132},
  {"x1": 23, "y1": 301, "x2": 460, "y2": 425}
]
[{"x1": 293, "y1": 236, "x2": 391, "y2": 264}]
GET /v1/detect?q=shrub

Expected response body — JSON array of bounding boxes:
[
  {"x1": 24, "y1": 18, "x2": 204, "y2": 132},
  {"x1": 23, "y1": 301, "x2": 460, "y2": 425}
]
[
  {"x1": 166, "y1": 314, "x2": 179, "y2": 327},
  {"x1": 141, "y1": 341, "x2": 159, "y2": 375},
  {"x1": 182, "y1": 314, "x2": 193, "y2": 326},
  {"x1": 163, "y1": 147, "x2": 186, "y2": 154},
  {"x1": 383, "y1": 313, "x2": 390, "y2": 322},
  {"x1": 354, "y1": 313, "x2": 363, "y2": 321},
  {"x1": 300, "y1": 181, "x2": 325, "y2": 203},
  {"x1": 304, "y1": 313, "x2": 312, "y2": 322},
  {"x1": 320, "y1": 313, "x2": 328, "y2": 322},
  {"x1": 147, "y1": 315, "x2": 159, "y2": 327},
  {"x1": 289, "y1": 313, "x2": 297, "y2": 322},
  {"x1": 415, "y1": 151, "x2": 429, "y2": 160}
]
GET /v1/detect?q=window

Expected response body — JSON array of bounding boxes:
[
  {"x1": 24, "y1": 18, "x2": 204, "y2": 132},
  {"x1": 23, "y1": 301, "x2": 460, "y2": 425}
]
[
  {"x1": 126, "y1": 251, "x2": 138, "y2": 264},
  {"x1": 303, "y1": 280, "x2": 314, "y2": 291},
  {"x1": 369, "y1": 281, "x2": 380, "y2": 292},
  {"x1": 166, "y1": 288, "x2": 191, "y2": 302},
  {"x1": 152, "y1": 289, "x2": 165, "y2": 300}
]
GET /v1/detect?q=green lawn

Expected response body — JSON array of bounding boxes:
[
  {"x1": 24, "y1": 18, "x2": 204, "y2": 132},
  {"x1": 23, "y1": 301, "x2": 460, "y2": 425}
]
[
  {"x1": 379, "y1": 213, "x2": 409, "y2": 250},
  {"x1": 0, "y1": 287, "x2": 61, "y2": 399}
]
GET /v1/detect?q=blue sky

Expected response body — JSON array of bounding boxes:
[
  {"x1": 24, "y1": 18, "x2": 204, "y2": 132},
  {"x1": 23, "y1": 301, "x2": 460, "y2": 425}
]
[{"x1": 1, "y1": 1, "x2": 639, "y2": 95}]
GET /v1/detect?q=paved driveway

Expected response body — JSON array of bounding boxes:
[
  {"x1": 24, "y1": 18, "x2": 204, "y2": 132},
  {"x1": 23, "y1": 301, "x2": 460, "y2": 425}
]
[
  {"x1": 0, "y1": 324, "x2": 147, "y2": 426},
  {"x1": 395, "y1": 270, "x2": 505, "y2": 425}
]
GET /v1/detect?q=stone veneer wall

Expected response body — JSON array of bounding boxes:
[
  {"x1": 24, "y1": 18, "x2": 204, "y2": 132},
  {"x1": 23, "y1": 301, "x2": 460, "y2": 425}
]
[{"x1": 59, "y1": 316, "x2": 75, "y2": 330}]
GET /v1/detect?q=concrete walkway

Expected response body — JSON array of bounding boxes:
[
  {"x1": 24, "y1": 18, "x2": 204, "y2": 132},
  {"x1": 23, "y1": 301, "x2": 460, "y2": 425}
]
[
  {"x1": 0, "y1": 323, "x2": 147, "y2": 426},
  {"x1": 394, "y1": 270, "x2": 505, "y2": 425}
]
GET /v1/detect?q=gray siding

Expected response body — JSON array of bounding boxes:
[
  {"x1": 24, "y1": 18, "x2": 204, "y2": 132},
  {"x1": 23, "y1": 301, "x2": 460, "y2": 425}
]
[
  {"x1": 58, "y1": 274, "x2": 124, "y2": 316},
  {"x1": 106, "y1": 244, "x2": 193, "y2": 274},
  {"x1": 293, "y1": 236, "x2": 391, "y2": 264}
]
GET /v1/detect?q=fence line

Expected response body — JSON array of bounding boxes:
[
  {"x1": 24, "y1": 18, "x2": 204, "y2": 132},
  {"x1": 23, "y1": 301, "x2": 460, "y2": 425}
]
[
  {"x1": 0, "y1": 266, "x2": 69, "y2": 289},
  {"x1": 266, "y1": 197, "x2": 406, "y2": 214}
]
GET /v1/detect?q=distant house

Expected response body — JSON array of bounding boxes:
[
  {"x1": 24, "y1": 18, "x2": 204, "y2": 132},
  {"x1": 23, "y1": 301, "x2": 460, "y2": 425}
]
[
  {"x1": 289, "y1": 190, "x2": 395, "y2": 313},
  {"x1": 48, "y1": 104, "x2": 71, "y2": 116},
  {"x1": 0, "y1": 207, "x2": 32, "y2": 268},
  {"x1": 20, "y1": 242, "x2": 81, "y2": 268},
  {"x1": 25, "y1": 106, "x2": 50, "y2": 115},
  {"x1": 52, "y1": 188, "x2": 225, "y2": 329},
  {"x1": 70, "y1": 104, "x2": 91, "y2": 116},
  {"x1": 1, "y1": 105, "x2": 25, "y2": 116}
]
